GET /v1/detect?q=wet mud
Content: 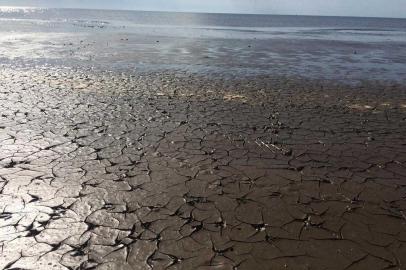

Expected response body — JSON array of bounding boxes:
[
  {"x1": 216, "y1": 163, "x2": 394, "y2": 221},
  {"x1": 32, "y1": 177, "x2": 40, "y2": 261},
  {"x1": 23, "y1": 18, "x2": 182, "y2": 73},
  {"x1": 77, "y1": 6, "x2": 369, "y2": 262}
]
[{"x1": 0, "y1": 67, "x2": 406, "y2": 269}]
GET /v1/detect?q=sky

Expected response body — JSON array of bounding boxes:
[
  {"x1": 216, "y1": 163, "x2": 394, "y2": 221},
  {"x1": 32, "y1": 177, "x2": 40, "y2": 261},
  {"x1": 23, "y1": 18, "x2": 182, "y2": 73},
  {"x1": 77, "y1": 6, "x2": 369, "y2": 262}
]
[{"x1": 0, "y1": 0, "x2": 405, "y2": 18}]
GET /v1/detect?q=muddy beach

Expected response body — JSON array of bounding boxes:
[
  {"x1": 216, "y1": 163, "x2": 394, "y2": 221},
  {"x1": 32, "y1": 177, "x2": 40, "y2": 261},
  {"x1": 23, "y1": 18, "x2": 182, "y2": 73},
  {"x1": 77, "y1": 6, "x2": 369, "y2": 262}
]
[
  {"x1": 1, "y1": 7, "x2": 406, "y2": 270},
  {"x1": 1, "y1": 66, "x2": 406, "y2": 269}
]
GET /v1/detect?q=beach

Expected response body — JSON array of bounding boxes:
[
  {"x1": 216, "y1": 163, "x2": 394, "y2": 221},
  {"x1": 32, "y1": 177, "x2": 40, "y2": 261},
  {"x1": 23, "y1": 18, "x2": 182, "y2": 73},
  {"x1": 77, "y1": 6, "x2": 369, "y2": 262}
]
[{"x1": 1, "y1": 8, "x2": 406, "y2": 270}]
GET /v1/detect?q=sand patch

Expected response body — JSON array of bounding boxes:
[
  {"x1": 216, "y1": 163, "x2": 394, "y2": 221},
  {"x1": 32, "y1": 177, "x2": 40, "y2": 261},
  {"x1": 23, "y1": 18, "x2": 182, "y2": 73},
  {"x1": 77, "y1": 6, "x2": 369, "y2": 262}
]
[
  {"x1": 223, "y1": 94, "x2": 247, "y2": 102},
  {"x1": 348, "y1": 104, "x2": 374, "y2": 110}
]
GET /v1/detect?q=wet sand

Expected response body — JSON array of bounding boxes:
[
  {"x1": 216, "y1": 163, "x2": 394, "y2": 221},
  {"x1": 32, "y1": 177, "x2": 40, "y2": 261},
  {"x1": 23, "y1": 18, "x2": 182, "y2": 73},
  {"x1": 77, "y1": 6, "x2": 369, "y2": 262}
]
[{"x1": 0, "y1": 66, "x2": 405, "y2": 269}]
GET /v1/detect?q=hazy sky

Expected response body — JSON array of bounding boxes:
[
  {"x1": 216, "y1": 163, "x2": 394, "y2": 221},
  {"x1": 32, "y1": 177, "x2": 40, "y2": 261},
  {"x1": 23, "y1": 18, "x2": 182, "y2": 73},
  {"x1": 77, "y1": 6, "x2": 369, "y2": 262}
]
[{"x1": 1, "y1": 0, "x2": 405, "y2": 18}]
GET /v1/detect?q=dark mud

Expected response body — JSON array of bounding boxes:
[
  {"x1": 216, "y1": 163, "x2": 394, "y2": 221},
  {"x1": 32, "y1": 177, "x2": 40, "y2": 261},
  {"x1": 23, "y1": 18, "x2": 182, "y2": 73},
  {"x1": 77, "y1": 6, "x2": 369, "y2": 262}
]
[{"x1": 0, "y1": 67, "x2": 406, "y2": 269}]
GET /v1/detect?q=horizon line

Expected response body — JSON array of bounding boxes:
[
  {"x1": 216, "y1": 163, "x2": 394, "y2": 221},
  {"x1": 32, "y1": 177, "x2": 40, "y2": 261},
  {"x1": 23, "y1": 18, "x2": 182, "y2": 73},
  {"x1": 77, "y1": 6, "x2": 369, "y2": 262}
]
[{"x1": 1, "y1": 5, "x2": 406, "y2": 20}]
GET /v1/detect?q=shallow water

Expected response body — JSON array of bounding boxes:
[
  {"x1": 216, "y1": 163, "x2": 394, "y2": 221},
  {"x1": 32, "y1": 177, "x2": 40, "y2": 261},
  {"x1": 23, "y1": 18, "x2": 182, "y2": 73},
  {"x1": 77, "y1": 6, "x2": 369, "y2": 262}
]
[{"x1": 0, "y1": 7, "x2": 406, "y2": 83}]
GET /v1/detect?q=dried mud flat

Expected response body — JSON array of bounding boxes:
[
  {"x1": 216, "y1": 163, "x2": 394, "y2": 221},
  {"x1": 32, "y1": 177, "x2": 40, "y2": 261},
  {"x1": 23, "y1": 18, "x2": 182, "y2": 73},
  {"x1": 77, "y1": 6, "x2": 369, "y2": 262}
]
[{"x1": 0, "y1": 67, "x2": 406, "y2": 270}]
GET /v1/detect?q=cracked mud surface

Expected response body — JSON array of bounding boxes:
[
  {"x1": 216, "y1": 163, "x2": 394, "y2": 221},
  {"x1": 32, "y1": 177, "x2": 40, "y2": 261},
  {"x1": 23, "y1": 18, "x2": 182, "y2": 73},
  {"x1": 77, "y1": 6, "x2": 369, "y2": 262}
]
[{"x1": 1, "y1": 67, "x2": 406, "y2": 269}]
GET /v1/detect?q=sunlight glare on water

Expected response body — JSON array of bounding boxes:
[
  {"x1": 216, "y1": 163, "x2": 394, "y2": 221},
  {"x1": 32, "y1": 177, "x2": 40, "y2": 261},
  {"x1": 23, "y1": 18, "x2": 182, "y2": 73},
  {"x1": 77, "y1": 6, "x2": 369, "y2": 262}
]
[{"x1": 0, "y1": 6, "x2": 44, "y2": 13}]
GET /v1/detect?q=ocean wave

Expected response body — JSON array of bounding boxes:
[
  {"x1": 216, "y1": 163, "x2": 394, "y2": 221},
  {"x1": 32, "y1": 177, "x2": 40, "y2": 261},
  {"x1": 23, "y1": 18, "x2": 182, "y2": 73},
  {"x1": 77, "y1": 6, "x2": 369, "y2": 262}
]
[{"x1": 71, "y1": 20, "x2": 111, "y2": 28}]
